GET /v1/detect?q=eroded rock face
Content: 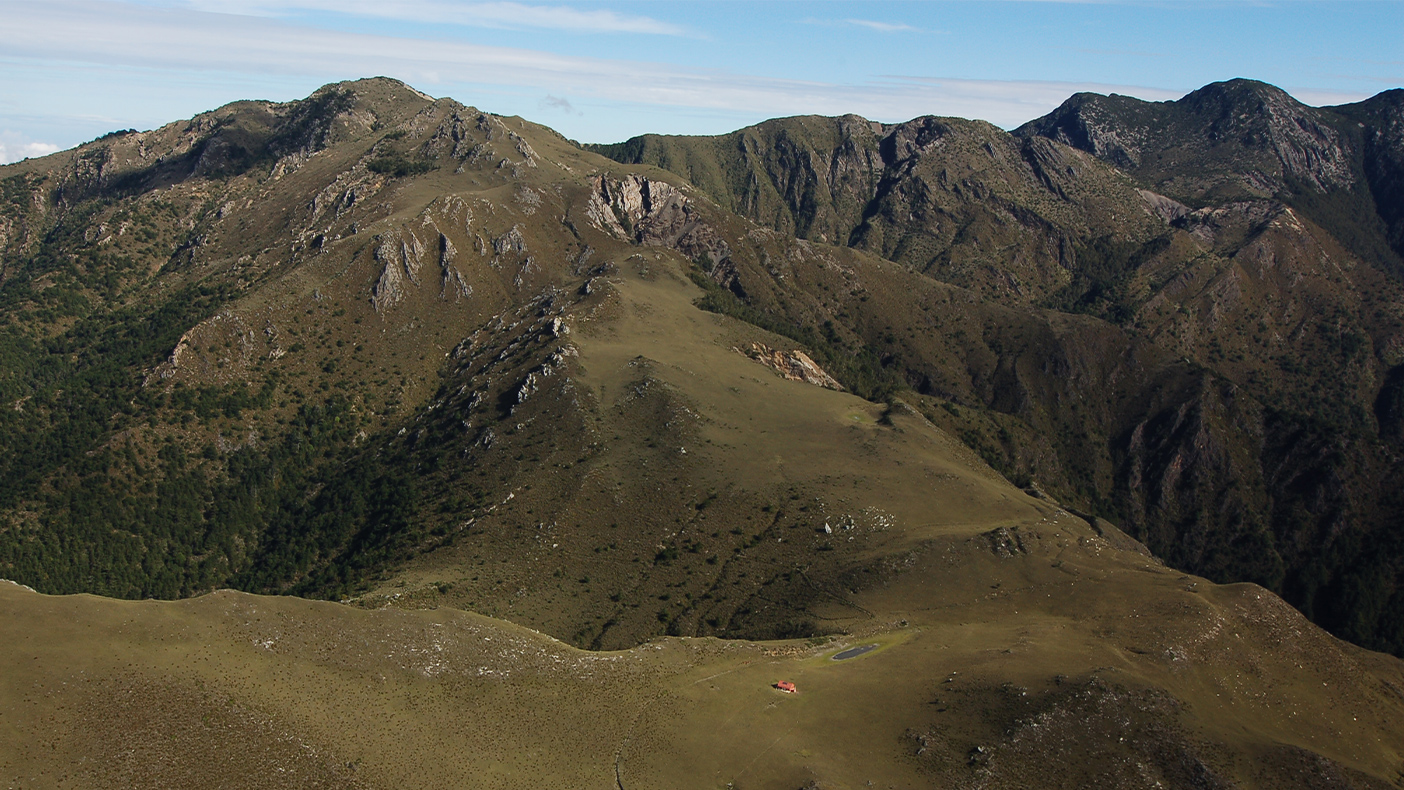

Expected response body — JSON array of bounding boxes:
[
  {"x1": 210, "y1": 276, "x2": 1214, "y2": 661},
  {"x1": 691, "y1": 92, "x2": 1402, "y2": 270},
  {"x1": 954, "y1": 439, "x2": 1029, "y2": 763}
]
[
  {"x1": 1337, "y1": 89, "x2": 1404, "y2": 266},
  {"x1": 439, "y1": 232, "x2": 471, "y2": 301},
  {"x1": 1137, "y1": 189, "x2": 1191, "y2": 225},
  {"x1": 586, "y1": 174, "x2": 734, "y2": 270},
  {"x1": 368, "y1": 198, "x2": 496, "y2": 312},
  {"x1": 739, "y1": 342, "x2": 843, "y2": 390},
  {"x1": 492, "y1": 225, "x2": 528, "y2": 257},
  {"x1": 371, "y1": 229, "x2": 426, "y2": 311}
]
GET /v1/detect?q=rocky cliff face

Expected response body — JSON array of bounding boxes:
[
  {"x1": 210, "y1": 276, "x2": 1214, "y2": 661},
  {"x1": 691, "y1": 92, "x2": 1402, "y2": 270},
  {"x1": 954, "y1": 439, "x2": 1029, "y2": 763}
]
[{"x1": 1335, "y1": 89, "x2": 1404, "y2": 267}]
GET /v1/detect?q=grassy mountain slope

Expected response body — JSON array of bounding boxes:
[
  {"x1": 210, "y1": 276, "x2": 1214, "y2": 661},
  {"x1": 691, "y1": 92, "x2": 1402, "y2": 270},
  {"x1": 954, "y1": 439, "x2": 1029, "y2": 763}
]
[
  {"x1": 1, "y1": 78, "x2": 1404, "y2": 786},
  {"x1": 7, "y1": 515, "x2": 1404, "y2": 790},
  {"x1": 592, "y1": 83, "x2": 1404, "y2": 657},
  {"x1": 0, "y1": 78, "x2": 1039, "y2": 649}
]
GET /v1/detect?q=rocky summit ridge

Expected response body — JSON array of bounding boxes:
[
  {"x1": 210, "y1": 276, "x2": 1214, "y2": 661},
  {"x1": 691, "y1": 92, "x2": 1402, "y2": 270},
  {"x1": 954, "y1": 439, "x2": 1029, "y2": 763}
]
[{"x1": 0, "y1": 77, "x2": 1403, "y2": 789}]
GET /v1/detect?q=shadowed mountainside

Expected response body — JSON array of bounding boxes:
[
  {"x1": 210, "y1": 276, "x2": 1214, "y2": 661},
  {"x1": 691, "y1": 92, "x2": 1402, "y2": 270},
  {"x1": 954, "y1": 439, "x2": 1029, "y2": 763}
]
[{"x1": 591, "y1": 80, "x2": 1404, "y2": 656}]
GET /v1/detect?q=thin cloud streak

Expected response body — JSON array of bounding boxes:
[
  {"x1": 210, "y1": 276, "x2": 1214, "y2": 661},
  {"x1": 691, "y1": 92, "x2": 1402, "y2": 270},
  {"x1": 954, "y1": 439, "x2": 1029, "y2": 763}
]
[
  {"x1": 844, "y1": 19, "x2": 921, "y2": 33},
  {"x1": 1289, "y1": 88, "x2": 1374, "y2": 107},
  {"x1": 176, "y1": 0, "x2": 688, "y2": 35},
  {"x1": 1064, "y1": 46, "x2": 1169, "y2": 58},
  {"x1": 2, "y1": 0, "x2": 1187, "y2": 133}
]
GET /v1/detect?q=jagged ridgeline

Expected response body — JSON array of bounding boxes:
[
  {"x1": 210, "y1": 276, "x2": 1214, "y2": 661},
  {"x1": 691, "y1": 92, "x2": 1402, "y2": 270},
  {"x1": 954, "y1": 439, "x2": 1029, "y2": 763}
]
[
  {"x1": 3, "y1": 75, "x2": 1404, "y2": 666},
  {"x1": 591, "y1": 79, "x2": 1404, "y2": 657}
]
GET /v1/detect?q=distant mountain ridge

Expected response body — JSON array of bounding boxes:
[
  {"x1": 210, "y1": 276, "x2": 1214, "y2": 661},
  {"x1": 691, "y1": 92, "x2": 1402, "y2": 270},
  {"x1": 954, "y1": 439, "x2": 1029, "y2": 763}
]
[
  {"x1": 1016, "y1": 79, "x2": 1404, "y2": 273},
  {"x1": 592, "y1": 79, "x2": 1404, "y2": 657}
]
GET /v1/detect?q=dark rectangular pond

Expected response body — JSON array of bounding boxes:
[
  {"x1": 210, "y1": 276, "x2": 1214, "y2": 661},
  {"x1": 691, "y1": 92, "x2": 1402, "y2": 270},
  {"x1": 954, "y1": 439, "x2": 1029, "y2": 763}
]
[{"x1": 831, "y1": 644, "x2": 878, "y2": 661}]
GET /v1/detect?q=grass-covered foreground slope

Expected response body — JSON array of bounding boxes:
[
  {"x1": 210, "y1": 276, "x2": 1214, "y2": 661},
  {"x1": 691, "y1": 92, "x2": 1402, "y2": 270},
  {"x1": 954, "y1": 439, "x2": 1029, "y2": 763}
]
[
  {"x1": 5, "y1": 511, "x2": 1404, "y2": 790},
  {"x1": 5, "y1": 255, "x2": 1404, "y2": 786},
  {"x1": 358, "y1": 248, "x2": 1040, "y2": 649}
]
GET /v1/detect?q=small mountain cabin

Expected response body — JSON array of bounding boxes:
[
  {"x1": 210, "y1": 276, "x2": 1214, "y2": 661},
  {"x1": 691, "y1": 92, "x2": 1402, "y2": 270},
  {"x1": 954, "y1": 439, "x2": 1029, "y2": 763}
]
[{"x1": 775, "y1": 681, "x2": 797, "y2": 693}]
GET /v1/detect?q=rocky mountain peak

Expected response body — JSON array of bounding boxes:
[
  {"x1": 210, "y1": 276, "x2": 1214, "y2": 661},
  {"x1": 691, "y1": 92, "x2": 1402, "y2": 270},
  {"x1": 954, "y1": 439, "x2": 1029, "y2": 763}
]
[
  {"x1": 1339, "y1": 87, "x2": 1404, "y2": 129},
  {"x1": 1017, "y1": 80, "x2": 1404, "y2": 270},
  {"x1": 1183, "y1": 78, "x2": 1353, "y2": 191},
  {"x1": 1180, "y1": 76, "x2": 1294, "y2": 107},
  {"x1": 317, "y1": 75, "x2": 434, "y2": 100},
  {"x1": 29, "y1": 75, "x2": 461, "y2": 218},
  {"x1": 1013, "y1": 91, "x2": 1157, "y2": 170},
  {"x1": 1018, "y1": 78, "x2": 1356, "y2": 200}
]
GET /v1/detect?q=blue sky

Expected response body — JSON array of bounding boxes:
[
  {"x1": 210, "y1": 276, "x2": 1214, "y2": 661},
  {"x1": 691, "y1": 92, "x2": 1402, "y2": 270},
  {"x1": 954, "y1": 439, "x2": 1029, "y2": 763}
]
[{"x1": 1, "y1": 0, "x2": 1401, "y2": 163}]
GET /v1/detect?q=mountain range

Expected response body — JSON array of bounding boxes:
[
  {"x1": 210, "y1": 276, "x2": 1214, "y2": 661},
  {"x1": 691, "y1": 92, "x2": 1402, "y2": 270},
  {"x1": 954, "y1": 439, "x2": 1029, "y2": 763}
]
[
  {"x1": 593, "y1": 79, "x2": 1404, "y2": 655},
  {"x1": 1, "y1": 77, "x2": 1403, "y2": 788}
]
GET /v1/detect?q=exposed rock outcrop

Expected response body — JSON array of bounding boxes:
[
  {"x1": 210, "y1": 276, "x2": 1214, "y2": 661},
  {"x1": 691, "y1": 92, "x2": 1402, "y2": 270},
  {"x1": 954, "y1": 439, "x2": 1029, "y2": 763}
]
[
  {"x1": 740, "y1": 342, "x2": 842, "y2": 390},
  {"x1": 585, "y1": 174, "x2": 733, "y2": 270},
  {"x1": 372, "y1": 229, "x2": 426, "y2": 312},
  {"x1": 439, "y1": 232, "x2": 471, "y2": 301}
]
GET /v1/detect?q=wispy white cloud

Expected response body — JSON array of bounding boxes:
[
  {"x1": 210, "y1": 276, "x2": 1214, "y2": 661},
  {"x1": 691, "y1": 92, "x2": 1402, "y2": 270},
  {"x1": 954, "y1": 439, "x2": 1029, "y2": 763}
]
[
  {"x1": 843, "y1": 19, "x2": 920, "y2": 33},
  {"x1": 1, "y1": 1, "x2": 680, "y2": 91},
  {"x1": 0, "y1": 0, "x2": 1189, "y2": 138},
  {"x1": 0, "y1": 134, "x2": 61, "y2": 165},
  {"x1": 1289, "y1": 88, "x2": 1373, "y2": 107},
  {"x1": 873, "y1": 76, "x2": 1182, "y2": 126},
  {"x1": 172, "y1": 0, "x2": 687, "y2": 35}
]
